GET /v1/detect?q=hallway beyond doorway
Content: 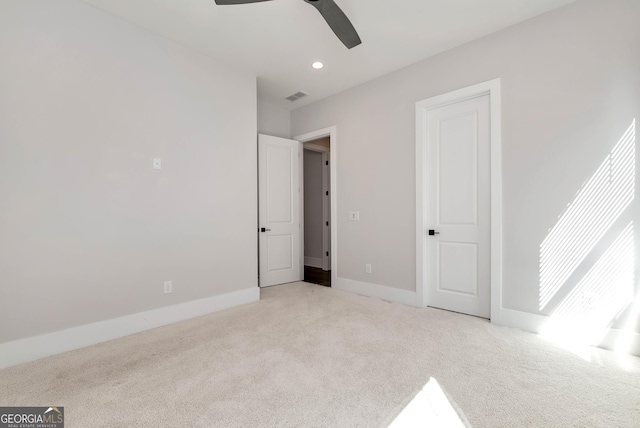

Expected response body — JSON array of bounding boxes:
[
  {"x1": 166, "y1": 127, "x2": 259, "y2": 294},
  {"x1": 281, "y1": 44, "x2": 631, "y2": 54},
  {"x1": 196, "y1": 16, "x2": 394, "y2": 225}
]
[{"x1": 304, "y1": 266, "x2": 331, "y2": 287}]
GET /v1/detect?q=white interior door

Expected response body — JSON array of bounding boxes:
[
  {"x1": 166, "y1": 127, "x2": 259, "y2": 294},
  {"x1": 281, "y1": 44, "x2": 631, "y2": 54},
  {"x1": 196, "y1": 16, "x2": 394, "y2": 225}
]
[
  {"x1": 426, "y1": 95, "x2": 491, "y2": 318},
  {"x1": 258, "y1": 134, "x2": 300, "y2": 287}
]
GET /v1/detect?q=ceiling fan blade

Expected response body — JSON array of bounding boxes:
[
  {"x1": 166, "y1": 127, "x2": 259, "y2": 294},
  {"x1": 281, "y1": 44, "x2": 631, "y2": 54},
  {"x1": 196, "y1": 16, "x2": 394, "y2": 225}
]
[
  {"x1": 214, "y1": 0, "x2": 272, "y2": 5},
  {"x1": 304, "y1": 0, "x2": 361, "y2": 49}
]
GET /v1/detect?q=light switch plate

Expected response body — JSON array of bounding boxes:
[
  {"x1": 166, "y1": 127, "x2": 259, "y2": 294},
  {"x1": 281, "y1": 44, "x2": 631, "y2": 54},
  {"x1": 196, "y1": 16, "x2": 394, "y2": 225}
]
[
  {"x1": 349, "y1": 211, "x2": 360, "y2": 221},
  {"x1": 153, "y1": 158, "x2": 162, "y2": 170}
]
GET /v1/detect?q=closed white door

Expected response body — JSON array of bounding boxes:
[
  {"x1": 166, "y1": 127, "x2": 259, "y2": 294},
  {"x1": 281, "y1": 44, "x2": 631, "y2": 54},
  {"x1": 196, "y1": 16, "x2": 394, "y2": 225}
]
[
  {"x1": 426, "y1": 95, "x2": 490, "y2": 318},
  {"x1": 258, "y1": 134, "x2": 300, "y2": 287}
]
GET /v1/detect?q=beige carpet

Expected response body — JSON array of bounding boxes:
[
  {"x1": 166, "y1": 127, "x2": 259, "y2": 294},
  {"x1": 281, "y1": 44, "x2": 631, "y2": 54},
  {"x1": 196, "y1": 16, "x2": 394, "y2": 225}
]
[{"x1": 1, "y1": 282, "x2": 639, "y2": 427}]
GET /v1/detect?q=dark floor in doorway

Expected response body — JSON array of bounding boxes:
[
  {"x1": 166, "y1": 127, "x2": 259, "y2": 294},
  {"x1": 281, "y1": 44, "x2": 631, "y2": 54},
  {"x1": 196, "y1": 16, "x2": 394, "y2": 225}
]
[{"x1": 304, "y1": 266, "x2": 331, "y2": 287}]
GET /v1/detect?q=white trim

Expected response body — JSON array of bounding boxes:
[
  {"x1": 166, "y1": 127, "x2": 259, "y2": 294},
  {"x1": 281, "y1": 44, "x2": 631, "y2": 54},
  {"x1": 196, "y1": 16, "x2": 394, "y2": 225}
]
[
  {"x1": 335, "y1": 277, "x2": 419, "y2": 307},
  {"x1": 598, "y1": 328, "x2": 640, "y2": 357},
  {"x1": 0, "y1": 287, "x2": 260, "y2": 369},
  {"x1": 299, "y1": 146, "x2": 305, "y2": 281},
  {"x1": 415, "y1": 79, "x2": 503, "y2": 323},
  {"x1": 295, "y1": 126, "x2": 337, "y2": 287},
  {"x1": 304, "y1": 256, "x2": 323, "y2": 269},
  {"x1": 488, "y1": 81, "x2": 504, "y2": 324},
  {"x1": 496, "y1": 308, "x2": 640, "y2": 356},
  {"x1": 497, "y1": 308, "x2": 547, "y2": 333}
]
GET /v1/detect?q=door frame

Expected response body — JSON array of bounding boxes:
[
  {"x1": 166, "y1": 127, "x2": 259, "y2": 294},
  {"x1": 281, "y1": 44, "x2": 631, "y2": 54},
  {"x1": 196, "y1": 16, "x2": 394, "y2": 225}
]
[
  {"x1": 295, "y1": 126, "x2": 338, "y2": 286},
  {"x1": 415, "y1": 79, "x2": 503, "y2": 322}
]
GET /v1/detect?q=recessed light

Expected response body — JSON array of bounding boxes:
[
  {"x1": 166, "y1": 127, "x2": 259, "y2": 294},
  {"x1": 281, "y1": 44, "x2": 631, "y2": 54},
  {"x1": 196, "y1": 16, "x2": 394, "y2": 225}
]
[{"x1": 312, "y1": 62, "x2": 324, "y2": 69}]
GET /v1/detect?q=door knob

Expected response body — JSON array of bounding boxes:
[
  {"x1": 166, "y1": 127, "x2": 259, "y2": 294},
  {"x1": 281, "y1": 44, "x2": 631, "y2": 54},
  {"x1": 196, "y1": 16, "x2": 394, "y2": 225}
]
[
  {"x1": 260, "y1": 227, "x2": 271, "y2": 232},
  {"x1": 428, "y1": 230, "x2": 440, "y2": 236}
]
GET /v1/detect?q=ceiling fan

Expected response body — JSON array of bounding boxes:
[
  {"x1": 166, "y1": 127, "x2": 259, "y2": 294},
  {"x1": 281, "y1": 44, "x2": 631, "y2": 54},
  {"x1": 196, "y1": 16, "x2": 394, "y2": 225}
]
[{"x1": 214, "y1": 0, "x2": 362, "y2": 49}]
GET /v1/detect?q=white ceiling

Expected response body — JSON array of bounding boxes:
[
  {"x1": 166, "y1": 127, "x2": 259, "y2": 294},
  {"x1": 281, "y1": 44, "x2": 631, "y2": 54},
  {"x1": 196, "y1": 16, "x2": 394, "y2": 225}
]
[{"x1": 80, "y1": 0, "x2": 578, "y2": 110}]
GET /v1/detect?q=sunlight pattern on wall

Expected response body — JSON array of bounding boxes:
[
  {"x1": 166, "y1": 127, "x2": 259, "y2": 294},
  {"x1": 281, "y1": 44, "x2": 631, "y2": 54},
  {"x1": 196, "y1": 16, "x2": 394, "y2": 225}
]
[
  {"x1": 539, "y1": 120, "x2": 636, "y2": 310},
  {"x1": 540, "y1": 223, "x2": 635, "y2": 347}
]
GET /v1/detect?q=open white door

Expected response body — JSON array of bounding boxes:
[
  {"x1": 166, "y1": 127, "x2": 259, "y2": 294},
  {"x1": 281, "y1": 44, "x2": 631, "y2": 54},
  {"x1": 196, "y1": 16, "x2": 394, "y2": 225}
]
[{"x1": 258, "y1": 134, "x2": 301, "y2": 287}]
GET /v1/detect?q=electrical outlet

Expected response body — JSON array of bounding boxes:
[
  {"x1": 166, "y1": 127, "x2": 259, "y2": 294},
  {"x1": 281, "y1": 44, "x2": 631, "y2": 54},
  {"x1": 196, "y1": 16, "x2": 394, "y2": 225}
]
[
  {"x1": 164, "y1": 280, "x2": 172, "y2": 294},
  {"x1": 365, "y1": 264, "x2": 372, "y2": 274}
]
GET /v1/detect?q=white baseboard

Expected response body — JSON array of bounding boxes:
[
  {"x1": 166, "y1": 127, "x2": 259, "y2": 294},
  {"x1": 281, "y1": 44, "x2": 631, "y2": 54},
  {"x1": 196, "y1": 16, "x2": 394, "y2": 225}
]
[
  {"x1": 304, "y1": 257, "x2": 323, "y2": 269},
  {"x1": 597, "y1": 327, "x2": 640, "y2": 356},
  {"x1": 0, "y1": 287, "x2": 260, "y2": 369},
  {"x1": 335, "y1": 277, "x2": 419, "y2": 307},
  {"x1": 496, "y1": 308, "x2": 547, "y2": 333},
  {"x1": 495, "y1": 307, "x2": 640, "y2": 356}
]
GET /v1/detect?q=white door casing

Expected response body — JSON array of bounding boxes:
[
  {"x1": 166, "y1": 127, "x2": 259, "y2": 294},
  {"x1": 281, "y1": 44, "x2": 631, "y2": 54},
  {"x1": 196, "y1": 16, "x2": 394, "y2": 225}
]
[
  {"x1": 427, "y1": 95, "x2": 490, "y2": 318},
  {"x1": 416, "y1": 79, "x2": 503, "y2": 322},
  {"x1": 258, "y1": 134, "x2": 300, "y2": 287}
]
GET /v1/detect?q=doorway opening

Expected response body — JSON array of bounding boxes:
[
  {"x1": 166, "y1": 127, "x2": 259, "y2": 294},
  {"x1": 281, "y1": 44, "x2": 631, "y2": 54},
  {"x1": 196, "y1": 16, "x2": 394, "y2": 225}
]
[
  {"x1": 302, "y1": 137, "x2": 331, "y2": 287},
  {"x1": 296, "y1": 126, "x2": 338, "y2": 289}
]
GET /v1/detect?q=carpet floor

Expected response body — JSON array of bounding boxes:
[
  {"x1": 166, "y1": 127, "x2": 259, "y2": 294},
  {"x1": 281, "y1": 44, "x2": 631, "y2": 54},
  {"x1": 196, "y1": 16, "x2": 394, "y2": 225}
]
[{"x1": 1, "y1": 282, "x2": 639, "y2": 427}]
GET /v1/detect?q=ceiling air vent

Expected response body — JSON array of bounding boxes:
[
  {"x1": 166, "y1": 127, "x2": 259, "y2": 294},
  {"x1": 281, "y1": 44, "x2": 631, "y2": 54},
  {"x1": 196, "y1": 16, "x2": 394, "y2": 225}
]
[{"x1": 286, "y1": 91, "x2": 308, "y2": 102}]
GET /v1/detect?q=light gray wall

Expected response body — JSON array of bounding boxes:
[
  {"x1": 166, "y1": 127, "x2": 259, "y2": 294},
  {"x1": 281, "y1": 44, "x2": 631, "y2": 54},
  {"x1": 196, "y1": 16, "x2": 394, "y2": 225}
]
[
  {"x1": 0, "y1": 0, "x2": 257, "y2": 343},
  {"x1": 291, "y1": 0, "x2": 640, "y2": 320},
  {"x1": 304, "y1": 150, "x2": 324, "y2": 261},
  {"x1": 257, "y1": 100, "x2": 291, "y2": 139}
]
